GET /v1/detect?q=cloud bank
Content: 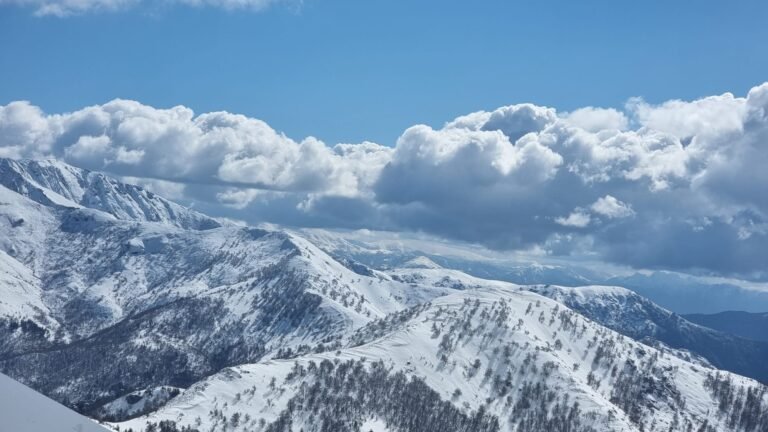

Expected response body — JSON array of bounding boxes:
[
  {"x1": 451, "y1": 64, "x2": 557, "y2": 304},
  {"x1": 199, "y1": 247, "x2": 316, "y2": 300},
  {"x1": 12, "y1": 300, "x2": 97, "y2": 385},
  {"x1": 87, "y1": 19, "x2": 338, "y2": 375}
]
[
  {"x1": 0, "y1": 0, "x2": 286, "y2": 16},
  {"x1": 2, "y1": 83, "x2": 768, "y2": 279}
]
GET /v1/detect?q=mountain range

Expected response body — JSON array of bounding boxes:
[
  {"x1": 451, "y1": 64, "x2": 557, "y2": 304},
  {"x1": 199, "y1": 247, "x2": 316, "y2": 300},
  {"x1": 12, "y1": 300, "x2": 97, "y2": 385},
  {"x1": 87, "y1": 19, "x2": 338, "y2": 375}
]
[
  {"x1": 0, "y1": 158, "x2": 767, "y2": 432},
  {"x1": 297, "y1": 228, "x2": 768, "y2": 314},
  {"x1": 684, "y1": 311, "x2": 768, "y2": 343}
]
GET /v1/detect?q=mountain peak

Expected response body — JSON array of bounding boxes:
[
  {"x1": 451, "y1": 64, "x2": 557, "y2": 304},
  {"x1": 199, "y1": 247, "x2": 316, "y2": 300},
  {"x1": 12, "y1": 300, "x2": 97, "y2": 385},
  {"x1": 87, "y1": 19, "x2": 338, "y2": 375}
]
[
  {"x1": 0, "y1": 157, "x2": 220, "y2": 230},
  {"x1": 402, "y1": 255, "x2": 442, "y2": 269}
]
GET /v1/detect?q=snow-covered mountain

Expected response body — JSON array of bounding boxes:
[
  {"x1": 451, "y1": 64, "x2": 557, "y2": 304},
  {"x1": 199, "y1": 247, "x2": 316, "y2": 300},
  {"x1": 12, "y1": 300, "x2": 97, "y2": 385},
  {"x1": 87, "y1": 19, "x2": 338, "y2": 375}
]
[
  {"x1": 0, "y1": 158, "x2": 448, "y2": 415},
  {"x1": 297, "y1": 228, "x2": 768, "y2": 314},
  {"x1": 0, "y1": 158, "x2": 220, "y2": 230},
  {"x1": 527, "y1": 284, "x2": 768, "y2": 384},
  {"x1": 606, "y1": 272, "x2": 768, "y2": 314},
  {"x1": 684, "y1": 311, "x2": 768, "y2": 342},
  {"x1": 1, "y1": 157, "x2": 768, "y2": 432},
  {"x1": 381, "y1": 267, "x2": 768, "y2": 384},
  {"x1": 0, "y1": 372, "x2": 110, "y2": 432},
  {"x1": 118, "y1": 285, "x2": 768, "y2": 432},
  {"x1": 297, "y1": 228, "x2": 605, "y2": 287}
]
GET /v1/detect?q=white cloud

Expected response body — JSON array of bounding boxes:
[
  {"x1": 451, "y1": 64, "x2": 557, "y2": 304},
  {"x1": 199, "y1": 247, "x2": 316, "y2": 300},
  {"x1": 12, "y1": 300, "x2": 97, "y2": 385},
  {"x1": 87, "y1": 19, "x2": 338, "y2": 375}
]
[
  {"x1": 562, "y1": 107, "x2": 628, "y2": 132},
  {"x1": 0, "y1": 101, "x2": 53, "y2": 158},
  {"x1": 590, "y1": 195, "x2": 634, "y2": 219},
  {"x1": 64, "y1": 135, "x2": 113, "y2": 165},
  {"x1": 446, "y1": 103, "x2": 557, "y2": 143},
  {"x1": 373, "y1": 83, "x2": 768, "y2": 276},
  {"x1": 215, "y1": 188, "x2": 275, "y2": 209},
  {"x1": 3, "y1": 82, "x2": 768, "y2": 278},
  {"x1": 122, "y1": 176, "x2": 187, "y2": 200},
  {"x1": 628, "y1": 92, "x2": 747, "y2": 140},
  {"x1": 555, "y1": 211, "x2": 591, "y2": 228},
  {"x1": 0, "y1": 99, "x2": 389, "y2": 202},
  {"x1": 0, "y1": 0, "x2": 286, "y2": 16}
]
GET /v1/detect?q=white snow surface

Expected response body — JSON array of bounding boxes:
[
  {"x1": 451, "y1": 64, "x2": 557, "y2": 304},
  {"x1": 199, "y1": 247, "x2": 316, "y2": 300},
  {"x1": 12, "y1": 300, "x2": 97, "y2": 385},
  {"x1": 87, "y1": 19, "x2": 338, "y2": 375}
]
[
  {"x1": 97, "y1": 386, "x2": 182, "y2": 420},
  {"x1": 0, "y1": 372, "x2": 110, "y2": 432},
  {"x1": 119, "y1": 284, "x2": 768, "y2": 432},
  {"x1": 0, "y1": 158, "x2": 220, "y2": 230}
]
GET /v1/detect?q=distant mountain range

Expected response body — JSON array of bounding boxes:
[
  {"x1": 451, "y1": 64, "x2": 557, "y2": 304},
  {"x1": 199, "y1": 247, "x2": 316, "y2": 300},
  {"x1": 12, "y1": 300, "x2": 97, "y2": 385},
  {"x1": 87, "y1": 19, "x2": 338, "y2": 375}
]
[
  {"x1": 684, "y1": 311, "x2": 768, "y2": 342},
  {"x1": 299, "y1": 228, "x2": 768, "y2": 314},
  {"x1": 528, "y1": 284, "x2": 768, "y2": 384},
  {"x1": 1, "y1": 158, "x2": 767, "y2": 432}
]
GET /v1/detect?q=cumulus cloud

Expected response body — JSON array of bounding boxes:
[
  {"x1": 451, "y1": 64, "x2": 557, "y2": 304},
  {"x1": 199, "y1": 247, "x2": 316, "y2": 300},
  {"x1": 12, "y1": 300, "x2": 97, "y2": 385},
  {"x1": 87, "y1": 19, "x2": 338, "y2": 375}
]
[
  {"x1": 554, "y1": 195, "x2": 632, "y2": 229},
  {"x1": 371, "y1": 85, "x2": 768, "y2": 278},
  {"x1": 555, "y1": 211, "x2": 591, "y2": 228},
  {"x1": 628, "y1": 92, "x2": 747, "y2": 140},
  {"x1": 446, "y1": 103, "x2": 558, "y2": 142},
  {"x1": 0, "y1": 0, "x2": 286, "y2": 16},
  {"x1": 590, "y1": 195, "x2": 634, "y2": 219},
  {"x1": 0, "y1": 101, "x2": 53, "y2": 158},
  {"x1": 562, "y1": 107, "x2": 628, "y2": 132},
  {"x1": 0, "y1": 99, "x2": 389, "y2": 203},
  {"x1": 3, "y1": 83, "x2": 768, "y2": 279},
  {"x1": 216, "y1": 188, "x2": 275, "y2": 210},
  {"x1": 122, "y1": 176, "x2": 187, "y2": 200}
]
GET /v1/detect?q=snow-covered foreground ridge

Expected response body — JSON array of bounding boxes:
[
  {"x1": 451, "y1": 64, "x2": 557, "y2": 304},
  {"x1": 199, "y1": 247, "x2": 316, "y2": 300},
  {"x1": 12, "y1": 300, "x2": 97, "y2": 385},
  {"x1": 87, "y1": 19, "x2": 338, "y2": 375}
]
[
  {"x1": 0, "y1": 157, "x2": 447, "y2": 415},
  {"x1": 118, "y1": 286, "x2": 768, "y2": 432},
  {"x1": 0, "y1": 157, "x2": 766, "y2": 432},
  {"x1": 0, "y1": 372, "x2": 110, "y2": 432}
]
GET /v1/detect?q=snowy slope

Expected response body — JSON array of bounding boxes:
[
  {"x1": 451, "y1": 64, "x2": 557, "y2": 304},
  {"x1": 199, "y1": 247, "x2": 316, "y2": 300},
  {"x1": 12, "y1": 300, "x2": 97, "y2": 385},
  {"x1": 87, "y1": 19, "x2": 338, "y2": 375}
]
[
  {"x1": 96, "y1": 386, "x2": 182, "y2": 421},
  {"x1": 528, "y1": 284, "x2": 768, "y2": 384},
  {"x1": 386, "y1": 266, "x2": 768, "y2": 385},
  {"x1": 118, "y1": 286, "x2": 768, "y2": 432},
  {"x1": 0, "y1": 372, "x2": 110, "y2": 432},
  {"x1": 0, "y1": 158, "x2": 220, "y2": 230},
  {"x1": 0, "y1": 249, "x2": 50, "y2": 324},
  {"x1": 0, "y1": 173, "x2": 450, "y2": 416}
]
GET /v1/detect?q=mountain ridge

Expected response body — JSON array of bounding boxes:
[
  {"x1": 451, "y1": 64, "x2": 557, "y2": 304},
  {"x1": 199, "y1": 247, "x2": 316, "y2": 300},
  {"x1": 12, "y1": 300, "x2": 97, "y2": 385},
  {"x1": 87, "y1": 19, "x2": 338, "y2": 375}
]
[
  {"x1": 0, "y1": 157, "x2": 767, "y2": 432},
  {"x1": 0, "y1": 157, "x2": 221, "y2": 230},
  {"x1": 684, "y1": 311, "x2": 768, "y2": 342}
]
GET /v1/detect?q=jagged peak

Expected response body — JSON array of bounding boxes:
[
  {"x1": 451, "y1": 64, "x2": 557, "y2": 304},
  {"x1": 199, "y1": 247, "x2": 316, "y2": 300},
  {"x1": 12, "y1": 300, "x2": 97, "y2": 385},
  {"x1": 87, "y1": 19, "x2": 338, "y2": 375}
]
[{"x1": 0, "y1": 157, "x2": 220, "y2": 230}]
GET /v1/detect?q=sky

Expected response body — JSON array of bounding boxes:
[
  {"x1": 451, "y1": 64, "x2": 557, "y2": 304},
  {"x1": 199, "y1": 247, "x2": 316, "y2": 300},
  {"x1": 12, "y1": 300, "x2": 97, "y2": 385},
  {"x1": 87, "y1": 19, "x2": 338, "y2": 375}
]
[
  {"x1": 1, "y1": 1, "x2": 767, "y2": 145},
  {"x1": 1, "y1": 0, "x2": 768, "y2": 281}
]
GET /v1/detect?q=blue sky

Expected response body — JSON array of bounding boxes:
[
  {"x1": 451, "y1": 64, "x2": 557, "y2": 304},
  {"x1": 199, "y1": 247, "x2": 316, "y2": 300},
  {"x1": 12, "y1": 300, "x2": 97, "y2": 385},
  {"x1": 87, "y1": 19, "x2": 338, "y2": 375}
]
[{"x1": 2, "y1": 0, "x2": 767, "y2": 146}]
